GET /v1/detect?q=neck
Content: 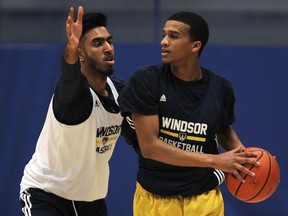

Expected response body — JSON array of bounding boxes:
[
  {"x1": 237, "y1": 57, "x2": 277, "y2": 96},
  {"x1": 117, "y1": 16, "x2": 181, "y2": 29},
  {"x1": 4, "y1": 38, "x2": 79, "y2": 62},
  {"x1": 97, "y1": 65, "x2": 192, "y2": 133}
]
[
  {"x1": 82, "y1": 68, "x2": 109, "y2": 96},
  {"x1": 171, "y1": 64, "x2": 202, "y2": 81},
  {"x1": 90, "y1": 78, "x2": 108, "y2": 96}
]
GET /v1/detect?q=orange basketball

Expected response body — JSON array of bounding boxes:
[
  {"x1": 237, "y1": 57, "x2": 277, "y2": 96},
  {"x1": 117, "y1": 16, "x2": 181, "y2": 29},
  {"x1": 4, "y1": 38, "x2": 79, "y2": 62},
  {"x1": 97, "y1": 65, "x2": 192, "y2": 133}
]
[{"x1": 225, "y1": 147, "x2": 280, "y2": 203}]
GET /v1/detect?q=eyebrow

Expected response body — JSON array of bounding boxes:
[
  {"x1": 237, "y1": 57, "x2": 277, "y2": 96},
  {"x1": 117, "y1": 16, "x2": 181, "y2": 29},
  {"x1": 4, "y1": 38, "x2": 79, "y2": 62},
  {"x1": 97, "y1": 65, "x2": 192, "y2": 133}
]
[
  {"x1": 163, "y1": 29, "x2": 181, "y2": 35},
  {"x1": 91, "y1": 36, "x2": 113, "y2": 44}
]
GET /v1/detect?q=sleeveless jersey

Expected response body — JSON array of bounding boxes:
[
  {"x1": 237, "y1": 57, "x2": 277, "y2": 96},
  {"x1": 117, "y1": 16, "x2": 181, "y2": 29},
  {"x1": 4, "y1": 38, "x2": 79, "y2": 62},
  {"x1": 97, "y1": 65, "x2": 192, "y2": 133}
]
[
  {"x1": 119, "y1": 64, "x2": 234, "y2": 196},
  {"x1": 20, "y1": 78, "x2": 123, "y2": 201}
]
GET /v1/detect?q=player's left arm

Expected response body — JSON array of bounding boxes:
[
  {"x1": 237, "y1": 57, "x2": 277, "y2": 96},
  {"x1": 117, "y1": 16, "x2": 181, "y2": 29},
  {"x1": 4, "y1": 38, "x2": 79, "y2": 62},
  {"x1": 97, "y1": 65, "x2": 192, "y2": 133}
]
[
  {"x1": 216, "y1": 79, "x2": 245, "y2": 152},
  {"x1": 217, "y1": 126, "x2": 245, "y2": 152}
]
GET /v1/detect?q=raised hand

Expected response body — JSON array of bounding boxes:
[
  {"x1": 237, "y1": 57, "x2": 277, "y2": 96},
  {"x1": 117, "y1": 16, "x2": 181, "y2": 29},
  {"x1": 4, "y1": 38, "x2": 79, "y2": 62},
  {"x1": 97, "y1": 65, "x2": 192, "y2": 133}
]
[
  {"x1": 66, "y1": 6, "x2": 83, "y2": 50},
  {"x1": 64, "y1": 6, "x2": 84, "y2": 64}
]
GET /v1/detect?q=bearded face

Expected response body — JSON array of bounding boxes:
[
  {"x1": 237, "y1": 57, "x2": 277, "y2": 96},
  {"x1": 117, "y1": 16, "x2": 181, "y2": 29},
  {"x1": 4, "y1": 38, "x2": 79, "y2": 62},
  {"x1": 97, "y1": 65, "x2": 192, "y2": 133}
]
[
  {"x1": 80, "y1": 27, "x2": 115, "y2": 77},
  {"x1": 85, "y1": 52, "x2": 114, "y2": 77}
]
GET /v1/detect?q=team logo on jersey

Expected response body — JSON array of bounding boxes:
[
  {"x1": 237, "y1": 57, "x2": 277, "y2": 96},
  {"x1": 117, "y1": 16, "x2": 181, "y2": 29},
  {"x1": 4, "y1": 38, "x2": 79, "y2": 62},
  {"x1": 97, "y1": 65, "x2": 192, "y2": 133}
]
[
  {"x1": 95, "y1": 124, "x2": 121, "y2": 154},
  {"x1": 178, "y1": 132, "x2": 187, "y2": 141},
  {"x1": 102, "y1": 137, "x2": 108, "y2": 144}
]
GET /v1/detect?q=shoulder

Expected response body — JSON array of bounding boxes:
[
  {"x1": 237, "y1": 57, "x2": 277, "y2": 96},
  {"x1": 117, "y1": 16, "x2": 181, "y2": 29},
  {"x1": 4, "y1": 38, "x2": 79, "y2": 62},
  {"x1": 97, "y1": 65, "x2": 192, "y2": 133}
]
[
  {"x1": 202, "y1": 67, "x2": 233, "y2": 89},
  {"x1": 109, "y1": 76, "x2": 125, "y2": 93},
  {"x1": 132, "y1": 64, "x2": 169, "y2": 86},
  {"x1": 203, "y1": 68, "x2": 235, "y2": 106},
  {"x1": 133, "y1": 64, "x2": 163, "y2": 79}
]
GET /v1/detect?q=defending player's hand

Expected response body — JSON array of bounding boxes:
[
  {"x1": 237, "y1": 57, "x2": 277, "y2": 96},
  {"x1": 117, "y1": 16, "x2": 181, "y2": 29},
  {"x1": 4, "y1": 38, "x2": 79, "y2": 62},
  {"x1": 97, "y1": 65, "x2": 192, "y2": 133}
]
[
  {"x1": 64, "y1": 6, "x2": 83, "y2": 64},
  {"x1": 66, "y1": 6, "x2": 83, "y2": 50},
  {"x1": 212, "y1": 146, "x2": 260, "y2": 183}
]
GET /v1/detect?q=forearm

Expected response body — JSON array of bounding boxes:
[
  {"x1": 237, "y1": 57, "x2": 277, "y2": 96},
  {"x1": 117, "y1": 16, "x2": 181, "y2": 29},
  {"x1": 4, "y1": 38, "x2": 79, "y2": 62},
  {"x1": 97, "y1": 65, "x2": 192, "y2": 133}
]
[
  {"x1": 53, "y1": 58, "x2": 92, "y2": 125},
  {"x1": 133, "y1": 113, "x2": 214, "y2": 168},
  {"x1": 63, "y1": 42, "x2": 79, "y2": 64},
  {"x1": 140, "y1": 137, "x2": 215, "y2": 168},
  {"x1": 217, "y1": 126, "x2": 244, "y2": 151},
  {"x1": 134, "y1": 113, "x2": 259, "y2": 182}
]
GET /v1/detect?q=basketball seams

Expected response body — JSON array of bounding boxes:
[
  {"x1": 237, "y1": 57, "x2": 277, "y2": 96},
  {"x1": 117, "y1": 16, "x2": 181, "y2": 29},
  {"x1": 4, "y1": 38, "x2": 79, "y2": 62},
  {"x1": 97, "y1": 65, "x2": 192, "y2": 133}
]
[
  {"x1": 226, "y1": 147, "x2": 280, "y2": 203},
  {"x1": 234, "y1": 150, "x2": 264, "y2": 198},
  {"x1": 246, "y1": 150, "x2": 271, "y2": 202}
]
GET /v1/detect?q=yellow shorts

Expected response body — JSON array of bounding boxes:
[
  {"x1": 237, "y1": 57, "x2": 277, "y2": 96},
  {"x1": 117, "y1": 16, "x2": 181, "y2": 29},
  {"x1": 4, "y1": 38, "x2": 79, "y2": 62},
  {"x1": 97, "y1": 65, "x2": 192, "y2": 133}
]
[{"x1": 133, "y1": 182, "x2": 224, "y2": 216}]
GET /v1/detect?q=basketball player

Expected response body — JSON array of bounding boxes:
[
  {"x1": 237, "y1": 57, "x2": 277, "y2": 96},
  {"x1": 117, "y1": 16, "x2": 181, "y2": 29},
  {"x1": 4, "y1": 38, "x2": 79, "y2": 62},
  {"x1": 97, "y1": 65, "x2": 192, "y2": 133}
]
[
  {"x1": 119, "y1": 12, "x2": 260, "y2": 215},
  {"x1": 19, "y1": 6, "x2": 124, "y2": 215}
]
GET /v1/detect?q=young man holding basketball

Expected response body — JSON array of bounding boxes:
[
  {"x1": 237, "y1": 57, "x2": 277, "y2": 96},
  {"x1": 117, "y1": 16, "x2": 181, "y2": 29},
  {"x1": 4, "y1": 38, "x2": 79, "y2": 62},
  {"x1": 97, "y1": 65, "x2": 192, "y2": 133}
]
[
  {"x1": 20, "y1": 6, "x2": 125, "y2": 215},
  {"x1": 119, "y1": 11, "x2": 259, "y2": 215}
]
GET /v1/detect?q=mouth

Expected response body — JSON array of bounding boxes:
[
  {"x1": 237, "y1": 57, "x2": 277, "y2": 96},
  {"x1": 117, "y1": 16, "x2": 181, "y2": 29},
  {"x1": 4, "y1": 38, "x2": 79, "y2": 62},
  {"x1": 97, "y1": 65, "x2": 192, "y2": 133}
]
[
  {"x1": 161, "y1": 49, "x2": 170, "y2": 57},
  {"x1": 104, "y1": 55, "x2": 115, "y2": 65}
]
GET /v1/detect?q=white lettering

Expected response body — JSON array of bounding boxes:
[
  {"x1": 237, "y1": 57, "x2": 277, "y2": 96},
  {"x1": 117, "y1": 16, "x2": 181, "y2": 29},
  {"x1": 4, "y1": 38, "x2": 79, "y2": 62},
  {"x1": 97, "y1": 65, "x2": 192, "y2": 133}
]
[
  {"x1": 162, "y1": 117, "x2": 207, "y2": 135},
  {"x1": 159, "y1": 136, "x2": 204, "y2": 153}
]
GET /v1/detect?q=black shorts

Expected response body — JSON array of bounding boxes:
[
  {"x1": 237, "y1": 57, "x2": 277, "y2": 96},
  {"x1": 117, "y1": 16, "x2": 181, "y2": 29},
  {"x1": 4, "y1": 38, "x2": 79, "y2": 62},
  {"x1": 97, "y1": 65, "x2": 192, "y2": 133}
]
[{"x1": 19, "y1": 188, "x2": 107, "y2": 216}]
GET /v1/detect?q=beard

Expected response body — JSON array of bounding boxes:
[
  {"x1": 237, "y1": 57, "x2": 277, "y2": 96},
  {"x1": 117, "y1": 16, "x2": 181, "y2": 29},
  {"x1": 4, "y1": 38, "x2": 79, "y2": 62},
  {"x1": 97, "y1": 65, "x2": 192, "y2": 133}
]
[{"x1": 86, "y1": 55, "x2": 114, "y2": 77}]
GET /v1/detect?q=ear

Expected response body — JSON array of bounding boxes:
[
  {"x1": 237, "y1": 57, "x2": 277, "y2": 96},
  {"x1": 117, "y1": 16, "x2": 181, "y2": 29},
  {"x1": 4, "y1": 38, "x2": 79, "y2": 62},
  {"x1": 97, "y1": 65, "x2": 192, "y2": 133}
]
[
  {"x1": 78, "y1": 48, "x2": 85, "y2": 62},
  {"x1": 191, "y1": 41, "x2": 202, "y2": 53}
]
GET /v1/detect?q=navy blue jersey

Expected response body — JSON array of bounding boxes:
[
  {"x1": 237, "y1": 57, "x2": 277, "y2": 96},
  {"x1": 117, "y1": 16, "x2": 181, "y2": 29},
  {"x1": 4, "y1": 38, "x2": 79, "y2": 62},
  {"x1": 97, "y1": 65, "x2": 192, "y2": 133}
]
[{"x1": 119, "y1": 64, "x2": 235, "y2": 196}]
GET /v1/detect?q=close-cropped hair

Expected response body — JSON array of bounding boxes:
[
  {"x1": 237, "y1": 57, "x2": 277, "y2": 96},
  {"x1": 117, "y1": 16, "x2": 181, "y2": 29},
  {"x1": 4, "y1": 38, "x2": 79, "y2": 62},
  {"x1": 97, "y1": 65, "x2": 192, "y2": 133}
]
[
  {"x1": 81, "y1": 12, "x2": 108, "y2": 38},
  {"x1": 167, "y1": 12, "x2": 209, "y2": 55}
]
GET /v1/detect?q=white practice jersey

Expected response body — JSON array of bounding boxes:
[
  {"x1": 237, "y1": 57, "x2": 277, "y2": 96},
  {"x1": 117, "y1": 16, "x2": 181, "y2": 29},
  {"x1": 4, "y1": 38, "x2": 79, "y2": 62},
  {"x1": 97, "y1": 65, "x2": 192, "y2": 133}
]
[{"x1": 20, "y1": 78, "x2": 123, "y2": 201}]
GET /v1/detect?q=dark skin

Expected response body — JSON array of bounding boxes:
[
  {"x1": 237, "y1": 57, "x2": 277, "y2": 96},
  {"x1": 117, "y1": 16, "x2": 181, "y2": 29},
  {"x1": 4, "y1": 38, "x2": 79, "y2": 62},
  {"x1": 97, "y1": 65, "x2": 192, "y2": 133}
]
[{"x1": 132, "y1": 20, "x2": 259, "y2": 183}]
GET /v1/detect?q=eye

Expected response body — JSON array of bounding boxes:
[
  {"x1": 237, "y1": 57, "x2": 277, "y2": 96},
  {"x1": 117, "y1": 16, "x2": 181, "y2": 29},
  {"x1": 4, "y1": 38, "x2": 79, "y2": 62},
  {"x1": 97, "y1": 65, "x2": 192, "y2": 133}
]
[
  {"x1": 91, "y1": 38, "x2": 105, "y2": 47},
  {"x1": 94, "y1": 41, "x2": 103, "y2": 47},
  {"x1": 169, "y1": 33, "x2": 178, "y2": 39},
  {"x1": 107, "y1": 39, "x2": 113, "y2": 45},
  {"x1": 92, "y1": 42, "x2": 100, "y2": 47}
]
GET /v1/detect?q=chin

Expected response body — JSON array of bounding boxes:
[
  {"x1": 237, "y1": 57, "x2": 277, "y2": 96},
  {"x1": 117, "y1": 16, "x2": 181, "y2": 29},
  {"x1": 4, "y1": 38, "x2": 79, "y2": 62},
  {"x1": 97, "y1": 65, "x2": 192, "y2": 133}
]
[
  {"x1": 162, "y1": 59, "x2": 170, "y2": 64},
  {"x1": 95, "y1": 68, "x2": 114, "y2": 77},
  {"x1": 106, "y1": 69, "x2": 114, "y2": 76}
]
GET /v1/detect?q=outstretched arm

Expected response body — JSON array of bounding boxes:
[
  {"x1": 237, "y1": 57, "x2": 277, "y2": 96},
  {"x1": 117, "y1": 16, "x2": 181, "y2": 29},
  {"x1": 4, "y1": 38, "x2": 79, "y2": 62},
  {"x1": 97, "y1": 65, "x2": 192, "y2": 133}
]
[
  {"x1": 63, "y1": 6, "x2": 84, "y2": 64},
  {"x1": 132, "y1": 113, "x2": 259, "y2": 183},
  {"x1": 53, "y1": 6, "x2": 93, "y2": 125}
]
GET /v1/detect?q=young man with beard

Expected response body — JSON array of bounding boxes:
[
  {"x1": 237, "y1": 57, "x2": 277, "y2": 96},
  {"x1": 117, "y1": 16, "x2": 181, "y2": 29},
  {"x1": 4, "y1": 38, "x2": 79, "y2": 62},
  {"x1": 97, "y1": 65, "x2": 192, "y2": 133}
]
[{"x1": 20, "y1": 6, "x2": 124, "y2": 216}]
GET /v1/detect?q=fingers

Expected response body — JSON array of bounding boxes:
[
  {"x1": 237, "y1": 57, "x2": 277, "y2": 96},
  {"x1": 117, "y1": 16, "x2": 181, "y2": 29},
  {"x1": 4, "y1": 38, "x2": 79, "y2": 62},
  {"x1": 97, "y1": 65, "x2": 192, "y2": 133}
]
[
  {"x1": 232, "y1": 156, "x2": 261, "y2": 183},
  {"x1": 67, "y1": 6, "x2": 83, "y2": 24},
  {"x1": 69, "y1": 7, "x2": 74, "y2": 19},
  {"x1": 240, "y1": 149, "x2": 259, "y2": 158},
  {"x1": 229, "y1": 164, "x2": 254, "y2": 183},
  {"x1": 66, "y1": 7, "x2": 73, "y2": 36},
  {"x1": 66, "y1": 7, "x2": 74, "y2": 25},
  {"x1": 230, "y1": 169, "x2": 246, "y2": 183},
  {"x1": 66, "y1": 6, "x2": 83, "y2": 40},
  {"x1": 223, "y1": 148, "x2": 261, "y2": 183},
  {"x1": 76, "y1": 6, "x2": 84, "y2": 24}
]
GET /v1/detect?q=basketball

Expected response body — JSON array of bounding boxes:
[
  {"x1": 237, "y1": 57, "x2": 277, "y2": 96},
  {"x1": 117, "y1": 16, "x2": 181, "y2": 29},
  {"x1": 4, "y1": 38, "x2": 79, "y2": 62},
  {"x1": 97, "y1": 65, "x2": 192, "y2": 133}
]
[{"x1": 225, "y1": 147, "x2": 280, "y2": 203}]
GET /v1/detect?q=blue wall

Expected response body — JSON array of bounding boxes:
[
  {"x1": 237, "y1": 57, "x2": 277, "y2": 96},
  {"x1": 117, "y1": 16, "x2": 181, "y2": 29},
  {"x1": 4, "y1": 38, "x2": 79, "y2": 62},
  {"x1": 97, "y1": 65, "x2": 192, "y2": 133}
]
[{"x1": 0, "y1": 44, "x2": 287, "y2": 215}]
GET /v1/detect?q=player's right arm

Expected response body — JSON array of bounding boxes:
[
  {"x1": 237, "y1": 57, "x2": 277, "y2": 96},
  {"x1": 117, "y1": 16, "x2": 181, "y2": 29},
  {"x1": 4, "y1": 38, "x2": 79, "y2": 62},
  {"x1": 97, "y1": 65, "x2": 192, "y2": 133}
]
[
  {"x1": 120, "y1": 66, "x2": 259, "y2": 183},
  {"x1": 132, "y1": 112, "x2": 259, "y2": 183}
]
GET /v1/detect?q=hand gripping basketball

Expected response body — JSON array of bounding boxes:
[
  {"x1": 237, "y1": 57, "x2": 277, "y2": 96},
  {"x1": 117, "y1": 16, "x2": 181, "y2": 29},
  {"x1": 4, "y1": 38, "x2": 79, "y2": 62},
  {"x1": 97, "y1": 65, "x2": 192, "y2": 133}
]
[{"x1": 225, "y1": 147, "x2": 280, "y2": 203}]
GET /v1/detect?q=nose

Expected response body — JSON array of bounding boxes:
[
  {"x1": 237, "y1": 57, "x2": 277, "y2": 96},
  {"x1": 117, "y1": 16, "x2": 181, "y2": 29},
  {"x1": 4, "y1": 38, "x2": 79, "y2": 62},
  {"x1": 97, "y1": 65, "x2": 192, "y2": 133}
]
[
  {"x1": 161, "y1": 36, "x2": 168, "y2": 47},
  {"x1": 104, "y1": 41, "x2": 113, "y2": 53}
]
